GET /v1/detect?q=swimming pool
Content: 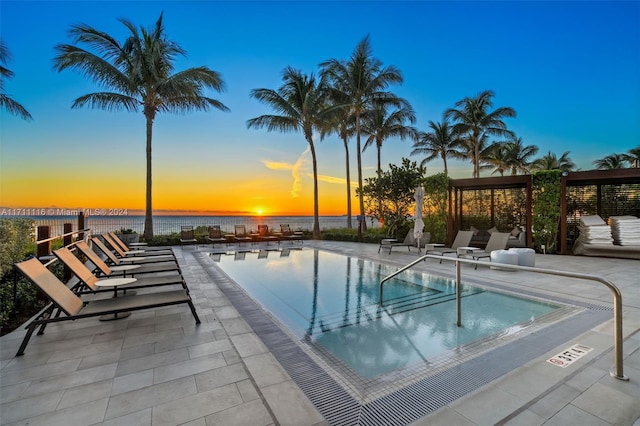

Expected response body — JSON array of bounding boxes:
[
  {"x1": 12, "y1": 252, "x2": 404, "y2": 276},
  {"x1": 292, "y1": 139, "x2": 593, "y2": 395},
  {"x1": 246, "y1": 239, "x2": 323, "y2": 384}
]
[{"x1": 212, "y1": 248, "x2": 563, "y2": 379}]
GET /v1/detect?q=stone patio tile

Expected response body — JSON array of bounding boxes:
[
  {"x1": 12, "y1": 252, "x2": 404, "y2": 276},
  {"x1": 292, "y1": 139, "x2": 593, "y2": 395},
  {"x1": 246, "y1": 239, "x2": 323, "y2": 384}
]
[
  {"x1": 1, "y1": 358, "x2": 81, "y2": 386},
  {"x1": 204, "y1": 398, "x2": 273, "y2": 426},
  {"x1": 153, "y1": 352, "x2": 227, "y2": 384},
  {"x1": 0, "y1": 382, "x2": 29, "y2": 404},
  {"x1": 47, "y1": 340, "x2": 124, "y2": 363},
  {"x1": 230, "y1": 333, "x2": 269, "y2": 358},
  {"x1": 121, "y1": 328, "x2": 184, "y2": 348},
  {"x1": 244, "y1": 352, "x2": 290, "y2": 388},
  {"x1": 544, "y1": 404, "x2": 610, "y2": 426},
  {"x1": 187, "y1": 339, "x2": 233, "y2": 359},
  {"x1": 111, "y1": 369, "x2": 154, "y2": 396},
  {"x1": 102, "y1": 408, "x2": 151, "y2": 426},
  {"x1": 503, "y1": 409, "x2": 547, "y2": 426},
  {"x1": 451, "y1": 383, "x2": 530, "y2": 426},
  {"x1": 194, "y1": 363, "x2": 249, "y2": 392},
  {"x1": 56, "y1": 378, "x2": 112, "y2": 409},
  {"x1": 150, "y1": 383, "x2": 243, "y2": 426},
  {"x1": 77, "y1": 349, "x2": 122, "y2": 370},
  {"x1": 0, "y1": 390, "x2": 64, "y2": 424},
  {"x1": 572, "y1": 381, "x2": 640, "y2": 425},
  {"x1": 220, "y1": 317, "x2": 252, "y2": 336},
  {"x1": 181, "y1": 417, "x2": 207, "y2": 426},
  {"x1": 115, "y1": 347, "x2": 189, "y2": 376},
  {"x1": 5, "y1": 397, "x2": 109, "y2": 426},
  {"x1": 154, "y1": 330, "x2": 217, "y2": 354},
  {"x1": 528, "y1": 384, "x2": 581, "y2": 419},
  {"x1": 413, "y1": 407, "x2": 476, "y2": 426},
  {"x1": 22, "y1": 363, "x2": 116, "y2": 397},
  {"x1": 260, "y1": 380, "x2": 324, "y2": 426},
  {"x1": 105, "y1": 376, "x2": 196, "y2": 420},
  {"x1": 118, "y1": 342, "x2": 155, "y2": 361},
  {"x1": 237, "y1": 378, "x2": 260, "y2": 402}
]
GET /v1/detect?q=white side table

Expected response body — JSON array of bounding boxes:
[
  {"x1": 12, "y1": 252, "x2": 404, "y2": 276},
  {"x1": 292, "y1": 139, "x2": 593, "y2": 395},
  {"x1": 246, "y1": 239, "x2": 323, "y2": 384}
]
[{"x1": 94, "y1": 277, "x2": 138, "y2": 321}]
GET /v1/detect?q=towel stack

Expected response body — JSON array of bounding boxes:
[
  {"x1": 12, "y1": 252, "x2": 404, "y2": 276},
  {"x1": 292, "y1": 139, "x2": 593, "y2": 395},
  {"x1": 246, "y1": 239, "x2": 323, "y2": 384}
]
[
  {"x1": 608, "y1": 216, "x2": 640, "y2": 246},
  {"x1": 576, "y1": 215, "x2": 613, "y2": 245}
]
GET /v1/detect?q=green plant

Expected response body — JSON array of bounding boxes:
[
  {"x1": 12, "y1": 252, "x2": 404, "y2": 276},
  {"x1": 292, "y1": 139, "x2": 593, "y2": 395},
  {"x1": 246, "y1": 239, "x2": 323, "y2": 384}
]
[
  {"x1": 0, "y1": 218, "x2": 35, "y2": 277},
  {"x1": 532, "y1": 170, "x2": 562, "y2": 253},
  {"x1": 117, "y1": 228, "x2": 136, "y2": 234},
  {"x1": 420, "y1": 172, "x2": 449, "y2": 243}
]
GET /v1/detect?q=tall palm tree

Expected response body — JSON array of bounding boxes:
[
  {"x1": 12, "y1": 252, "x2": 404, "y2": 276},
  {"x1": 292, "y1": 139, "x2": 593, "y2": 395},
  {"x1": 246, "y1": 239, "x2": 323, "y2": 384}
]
[
  {"x1": 593, "y1": 153, "x2": 627, "y2": 170},
  {"x1": 248, "y1": 67, "x2": 340, "y2": 239},
  {"x1": 320, "y1": 110, "x2": 356, "y2": 228},
  {"x1": 361, "y1": 100, "x2": 417, "y2": 175},
  {"x1": 53, "y1": 13, "x2": 229, "y2": 240},
  {"x1": 531, "y1": 150, "x2": 575, "y2": 172},
  {"x1": 622, "y1": 146, "x2": 640, "y2": 168},
  {"x1": 320, "y1": 35, "x2": 404, "y2": 231},
  {"x1": 504, "y1": 135, "x2": 538, "y2": 175},
  {"x1": 0, "y1": 40, "x2": 32, "y2": 120},
  {"x1": 410, "y1": 117, "x2": 464, "y2": 174},
  {"x1": 445, "y1": 90, "x2": 516, "y2": 178}
]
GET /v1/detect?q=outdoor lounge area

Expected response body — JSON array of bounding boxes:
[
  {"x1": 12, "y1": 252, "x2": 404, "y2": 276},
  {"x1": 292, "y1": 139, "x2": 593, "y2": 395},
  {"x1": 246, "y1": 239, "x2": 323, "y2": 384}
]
[{"x1": 1, "y1": 240, "x2": 639, "y2": 426}]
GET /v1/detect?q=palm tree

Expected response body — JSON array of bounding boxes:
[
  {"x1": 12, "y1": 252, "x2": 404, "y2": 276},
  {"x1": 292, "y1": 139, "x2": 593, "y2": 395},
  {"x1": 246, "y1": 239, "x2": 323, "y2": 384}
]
[
  {"x1": 0, "y1": 40, "x2": 32, "y2": 120},
  {"x1": 483, "y1": 142, "x2": 510, "y2": 176},
  {"x1": 410, "y1": 117, "x2": 464, "y2": 174},
  {"x1": 622, "y1": 146, "x2": 640, "y2": 168},
  {"x1": 320, "y1": 110, "x2": 356, "y2": 228},
  {"x1": 248, "y1": 67, "x2": 340, "y2": 239},
  {"x1": 504, "y1": 135, "x2": 538, "y2": 175},
  {"x1": 445, "y1": 90, "x2": 516, "y2": 178},
  {"x1": 593, "y1": 153, "x2": 627, "y2": 170},
  {"x1": 361, "y1": 100, "x2": 417, "y2": 175},
  {"x1": 320, "y1": 35, "x2": 404, "y2": 231},
  {"x1": 531, "y1": 151, "x2": 575, "y2": 172},
  {"x1": 53, "y1": 13, "x2": 229, "y2": 240}
]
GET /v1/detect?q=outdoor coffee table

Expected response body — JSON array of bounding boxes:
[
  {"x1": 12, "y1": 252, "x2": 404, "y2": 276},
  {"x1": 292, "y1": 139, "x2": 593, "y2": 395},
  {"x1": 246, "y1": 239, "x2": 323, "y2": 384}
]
[{"x1": 94, "y1": 277, "x2": 138, "y2": 321}]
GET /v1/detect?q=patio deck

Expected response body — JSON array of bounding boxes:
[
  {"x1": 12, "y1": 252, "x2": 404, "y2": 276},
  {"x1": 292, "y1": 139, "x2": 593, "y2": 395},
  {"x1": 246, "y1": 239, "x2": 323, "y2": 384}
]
[{"x1": 1, "y1": 241, "x2": 639, "y2": 425}]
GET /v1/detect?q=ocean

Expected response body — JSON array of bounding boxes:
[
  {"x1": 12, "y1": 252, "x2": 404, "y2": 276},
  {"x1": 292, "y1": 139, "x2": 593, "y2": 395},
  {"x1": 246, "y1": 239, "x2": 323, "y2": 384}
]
[{"x1": 10, "y1": 215, "x2": 381, "y2": 237}]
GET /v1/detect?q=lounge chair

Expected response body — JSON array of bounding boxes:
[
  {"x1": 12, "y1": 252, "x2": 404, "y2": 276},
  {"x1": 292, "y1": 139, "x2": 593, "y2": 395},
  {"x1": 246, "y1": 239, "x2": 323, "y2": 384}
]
[
  {"x1": 458, "y1": 232, "x2": 511, "y2": 269},
  {"x1": 180, "y1": 226, "x2": 198, "y2": 247},
  {"x1": 90, "y1": 237, "x2": 176, "y2": 265},
  {"x1": 13, "y1": 257, "x2": 200, "y2": 356},
  {"x1": 233, "y1": 225, "x2": 253, "y2": 245},
  {"x1": 378, "y1": 230, "x2": 431, "y2": 254},
  {"x1": 257, "y1": 225, "x2": 279, "y2": 245},
  {"x1": 82, "y1": 239, "x2": 182, "y2": 276},
  {"x1": 424, "y1": 230, "x2": 474, "y2": 262},
  {"x1": 279, "y1": 224, "x2": 303, "y2": 244},
  {"x1": 107, "y1": 231, "x2": 173, "y2": 254},
  {"x1": 102, "y1": 233, "x2": 174, "y2": 258},
  {"x1": 53, "y1": 247, "x2": 187, "y2": 295},
  {"x1": 206, "y1": 225, "x2": 228, "y2": 247}
]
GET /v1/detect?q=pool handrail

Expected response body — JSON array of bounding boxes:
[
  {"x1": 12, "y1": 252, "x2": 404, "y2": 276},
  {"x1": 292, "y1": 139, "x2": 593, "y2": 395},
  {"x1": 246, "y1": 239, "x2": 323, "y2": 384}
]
[{"x1": 378, "y1": 254, "x2": 628, "y2": 381}]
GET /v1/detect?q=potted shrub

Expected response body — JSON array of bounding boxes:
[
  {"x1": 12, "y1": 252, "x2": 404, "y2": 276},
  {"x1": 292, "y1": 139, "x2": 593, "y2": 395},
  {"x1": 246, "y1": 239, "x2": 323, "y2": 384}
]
[{"x1": 115, "y1": 228, "x2": 139, "y2": 245}]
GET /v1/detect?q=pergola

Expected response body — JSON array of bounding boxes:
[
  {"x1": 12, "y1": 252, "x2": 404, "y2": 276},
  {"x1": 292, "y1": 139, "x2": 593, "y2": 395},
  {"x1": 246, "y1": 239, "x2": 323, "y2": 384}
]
[
  {"x1": 560, "y1": 169, "x2": 640, "y2": 254},
  {"x1": 448, "y1": 175, "x2": 533, "y2": 247}
]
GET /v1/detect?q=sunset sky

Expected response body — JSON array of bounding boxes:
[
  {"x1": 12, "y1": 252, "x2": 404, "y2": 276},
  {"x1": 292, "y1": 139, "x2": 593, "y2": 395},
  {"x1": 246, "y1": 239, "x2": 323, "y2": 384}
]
[{"x1": 1, "y1": 1, "x2": 638, "y2": 216}]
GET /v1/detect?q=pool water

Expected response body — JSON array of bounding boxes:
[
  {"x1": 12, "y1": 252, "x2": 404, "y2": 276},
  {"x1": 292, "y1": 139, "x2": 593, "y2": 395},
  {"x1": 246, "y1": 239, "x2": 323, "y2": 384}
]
[{"x1": 214, "y1": 248, "x2": 560, "y2": 379}]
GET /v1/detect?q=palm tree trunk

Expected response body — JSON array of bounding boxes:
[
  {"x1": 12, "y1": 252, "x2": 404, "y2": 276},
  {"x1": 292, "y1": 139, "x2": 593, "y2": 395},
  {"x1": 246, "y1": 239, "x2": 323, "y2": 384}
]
[
  {"x1": 356, "y1": 113, "x2": 367, "y2": 231},
  {"x1": 343, "y1": 137, "x2": 352, "y2": 228},
  {"x1": 307, "y1": 135, "x2": 321, "y2": 239},
  {"x1": 143, "y1": 114, "x2": 154, "y2": 240}
]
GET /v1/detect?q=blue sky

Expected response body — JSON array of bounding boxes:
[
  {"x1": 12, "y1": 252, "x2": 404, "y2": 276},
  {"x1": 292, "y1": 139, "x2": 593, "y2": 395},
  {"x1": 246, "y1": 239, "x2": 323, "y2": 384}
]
[{"x1": 1, "y1": 1, "x2": 639, "y2": 214}]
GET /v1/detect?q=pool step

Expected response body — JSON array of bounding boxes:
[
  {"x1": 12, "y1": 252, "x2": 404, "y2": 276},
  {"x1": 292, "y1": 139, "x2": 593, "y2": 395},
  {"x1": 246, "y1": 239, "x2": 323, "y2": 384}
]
[{"x1": 308, "y1": 289, "x2": 484, "y2": 336}]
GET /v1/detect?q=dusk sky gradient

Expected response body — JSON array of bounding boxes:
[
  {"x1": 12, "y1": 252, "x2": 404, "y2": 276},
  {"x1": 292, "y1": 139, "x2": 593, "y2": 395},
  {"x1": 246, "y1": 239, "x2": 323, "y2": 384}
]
[{"x1": 1, "y1": 1, "x2": 638, "y2": 216}]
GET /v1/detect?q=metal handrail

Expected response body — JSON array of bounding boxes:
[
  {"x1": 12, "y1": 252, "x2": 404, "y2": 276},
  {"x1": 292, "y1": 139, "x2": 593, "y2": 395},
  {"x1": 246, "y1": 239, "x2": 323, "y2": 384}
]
[{"x1": 379, "y1": 254, "x2": 628, "y2": 381}]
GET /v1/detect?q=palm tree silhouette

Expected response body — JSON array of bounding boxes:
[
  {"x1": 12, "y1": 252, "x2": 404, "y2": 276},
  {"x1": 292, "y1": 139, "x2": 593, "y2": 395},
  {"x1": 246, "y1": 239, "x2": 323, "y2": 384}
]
[
  {"x1": 445, "y1": 90, "x2": 516, "y2": 178},
  {"x1": 411, "y1": 117, "x2": 464, "y2": 174},
  {"x1": 0, "y1": 40, "x2": 32, "y2": 120},
  {"x1": 248, "y1": 68, "x2": 341, "y2": 239},
  {"x1": 531, "y1": 151, "x2": 575, "y2": 172},
  {"x1": 53, "y1": 13, "x2": 229, "y2": 240},
  {"x1": 321, "y1": 35, "x2": 404, "y2": 230}
]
